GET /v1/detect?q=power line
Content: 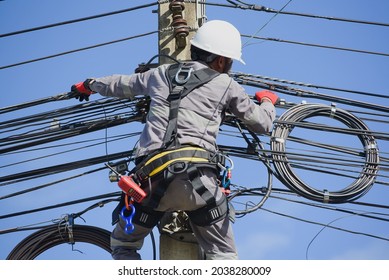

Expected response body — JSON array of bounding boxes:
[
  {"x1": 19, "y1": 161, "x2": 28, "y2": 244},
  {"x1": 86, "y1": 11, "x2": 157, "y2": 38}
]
[
  {"x1": 232, "y1": 72, "x2": 389, "y2": 100},
  {"x1": 241, "y1": 34, "x2": 389, "y2": 57},
  {"x1": 208, "y1": 1, "x2": 389, "y2": 27},
  {"x1": 241, "y1": 0, "x2": 293, "y2": 48},
  {"x1": 233, "y1": 74, "x2": 389, "y2": 113},
  {"x1": 0, "y1": 2, "x2": 158, "y2": 38},
  {"x1": 0, "y1": 192, "x2": 121, "y2": 220},
  {"x1": 0, "y1": 31, "x2": 158, "y2": 70}
]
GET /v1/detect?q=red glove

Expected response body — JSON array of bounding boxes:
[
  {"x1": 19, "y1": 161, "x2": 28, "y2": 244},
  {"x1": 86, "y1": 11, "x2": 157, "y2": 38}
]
[
  {"x1": 255, "y1": 90, "x2": 279, "y2": 105},
  {"x1": 71, "y1": 79, "x2": 94, "y2": 102}
]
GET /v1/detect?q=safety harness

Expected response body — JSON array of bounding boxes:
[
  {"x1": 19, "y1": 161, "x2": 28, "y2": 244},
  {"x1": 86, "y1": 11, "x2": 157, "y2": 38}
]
[{"x1": 114, "y1": 63, "x2": 230, "y2": 229}]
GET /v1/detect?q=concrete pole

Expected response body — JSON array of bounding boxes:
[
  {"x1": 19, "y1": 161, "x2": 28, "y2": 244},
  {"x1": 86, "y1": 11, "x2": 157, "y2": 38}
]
[
  {"x1": 158, "y1": 0, "x2": 206, "y2": 64},
  {"x1": 157, "y1": 0, "x2": 206, "y2": 260}
]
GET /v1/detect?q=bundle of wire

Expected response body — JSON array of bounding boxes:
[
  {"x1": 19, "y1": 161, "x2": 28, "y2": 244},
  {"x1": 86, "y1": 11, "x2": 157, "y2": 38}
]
[{"x1": 270, "y1": 103, "x2": 380, "y2": 203}]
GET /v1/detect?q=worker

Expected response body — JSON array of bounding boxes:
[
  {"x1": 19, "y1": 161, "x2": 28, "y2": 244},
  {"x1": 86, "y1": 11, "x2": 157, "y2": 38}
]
[{"x1": 71, "y1": 20, "x2": 278, "y2": 260}]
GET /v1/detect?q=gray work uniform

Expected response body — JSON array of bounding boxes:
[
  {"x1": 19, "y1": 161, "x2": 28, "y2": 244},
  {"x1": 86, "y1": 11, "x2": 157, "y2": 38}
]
[{"x1": 89, "y1": 61, "x2": 276, "y2": 259}]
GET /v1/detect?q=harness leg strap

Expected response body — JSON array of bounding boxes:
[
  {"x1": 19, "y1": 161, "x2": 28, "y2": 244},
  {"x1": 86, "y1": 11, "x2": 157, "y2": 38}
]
[
  {"x1": 186, "y1": 163, "x2": 217, "y2": 205},
  {"x1": 187, "y1": 195, "x2": 229, "y2": 226},
  {"x1": 132, "y1": 202, "x2": 164, "y2": 228}
]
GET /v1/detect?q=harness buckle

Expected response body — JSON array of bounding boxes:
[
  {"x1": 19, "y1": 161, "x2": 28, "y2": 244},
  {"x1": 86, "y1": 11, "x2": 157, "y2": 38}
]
[{"x1": 167, "y1": 161, "x2": 188, "y2": 174}]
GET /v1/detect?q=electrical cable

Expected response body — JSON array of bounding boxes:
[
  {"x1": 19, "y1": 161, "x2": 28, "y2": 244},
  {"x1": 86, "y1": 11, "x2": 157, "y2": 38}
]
[
  {"x1": 271, "y1": 103, "x2": 380, "y2": 203},
  {"x1": 260, "y1": 207, "x2": 389, "y2": 242},
  {"x1": 1, "y1": 1, "x2": 387, "y2": 260},
  {"x1": 3, "y1": 197, "x2": 157, "y2": 260},
  {"x1": 1, "y1": 132, "x2": 138, "y2": 156},
  {"x1": 232, "y1": 72, "x2": 388, "y2": 100},
  {"x1": 6, "y1": 224, "x2": 111, "y2": 260},
  {"x1": 0, "y1": 100, "x2": 144, "y2": 154},
  {"x1": 0, "y1": 133, "x2": 139, "y2": 168},
  {"x1": 226, "y1": 120, "x2": 273, "y2": 214},
  {"x1": 241, "y1": 0, "x2": 293, "y2": 48},
  {"x1": 0, "y1": 92, "x2": 75, "y2": 114},
  {"x1": 0, "y1": 150, "x2": 134, "y2": 185},
  {"x1": 0, "y1": 192, "x2": 121, "y2": 220},
  {"x1": 0, "y1": 31, "x2": 158, "y2": 70},
  {"x1": 208, "y1": 1, "x2": 389, "y2": 27},
  {"x1": 241, "y1": 34, "x2": 389, "y2": 57},
  {"x1": 0, "y1": 2, "x2": 158, "y2": 38},
  {"x1": 0, "y1": 167, "x2": 105, "y2": 200},
  {"x1": 234, "y1": 74, "x2": 389, "y2": 113}
]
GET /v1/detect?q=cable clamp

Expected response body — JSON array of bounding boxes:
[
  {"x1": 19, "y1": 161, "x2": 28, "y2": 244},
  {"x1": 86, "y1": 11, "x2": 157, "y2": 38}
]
[
  {"x1": 272, "y1": 137, "x2": 285, "y2": 144},
  {"x1": 365, "y1": 143, "x2": 378, "y2": 150},
  {"x1": 330, "y1": 103, "x2": 337, "y2": 118},
  {"x1": 323, "y1": 189, "x2": 330, "y2": 203},
  {"x1": 63, "y1": 214, "x2": 75, "y2": 245}
]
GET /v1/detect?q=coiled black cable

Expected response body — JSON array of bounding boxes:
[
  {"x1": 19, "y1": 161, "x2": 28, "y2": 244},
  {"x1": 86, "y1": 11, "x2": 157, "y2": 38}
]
[
  {"x1": 6, "y1": 224, "x2": 111, "y2": 260},
  {"x1": 271, "y1": 103, "x2": 380, "y2": 203}
]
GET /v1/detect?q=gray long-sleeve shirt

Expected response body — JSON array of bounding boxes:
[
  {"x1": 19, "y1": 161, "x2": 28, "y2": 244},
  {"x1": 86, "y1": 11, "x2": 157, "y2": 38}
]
[{"x1": 89, "y1": 61, "x2": 276, "y2": 157}]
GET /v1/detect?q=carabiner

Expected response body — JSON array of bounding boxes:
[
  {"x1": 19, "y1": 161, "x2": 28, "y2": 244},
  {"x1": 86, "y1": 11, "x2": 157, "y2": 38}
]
[
  {"x1": 120, "y1": 204, "x2": 136, "y2": 234},
  {"x1": 222, "y1": 166, "x2": 231, "y2": 189}
]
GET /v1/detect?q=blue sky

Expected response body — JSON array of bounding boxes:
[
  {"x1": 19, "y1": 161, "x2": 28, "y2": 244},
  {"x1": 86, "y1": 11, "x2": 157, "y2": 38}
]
[{"x1": 0, "y1": 0, "x2": 388, "y2": 260}]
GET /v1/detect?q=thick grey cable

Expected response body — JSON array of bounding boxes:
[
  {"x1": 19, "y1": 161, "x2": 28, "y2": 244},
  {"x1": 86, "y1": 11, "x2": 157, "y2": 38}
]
[
  {"x1": 6, "y1": 224, "x2": 111, "y2": 260},
  {"x1": 271, "y1": 103, "x2": 380, "y2": 203}
]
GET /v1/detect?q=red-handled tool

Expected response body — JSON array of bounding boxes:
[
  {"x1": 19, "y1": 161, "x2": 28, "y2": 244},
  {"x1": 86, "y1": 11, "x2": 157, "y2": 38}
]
[{"x1": 105, "y1": 163, "x2": 146, "y2": 203}]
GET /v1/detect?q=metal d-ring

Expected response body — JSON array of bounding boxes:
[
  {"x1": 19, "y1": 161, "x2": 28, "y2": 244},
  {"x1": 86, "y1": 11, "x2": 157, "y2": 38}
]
[{"x1": 174, "y1": 65, "x2": 193, "y2": 85}]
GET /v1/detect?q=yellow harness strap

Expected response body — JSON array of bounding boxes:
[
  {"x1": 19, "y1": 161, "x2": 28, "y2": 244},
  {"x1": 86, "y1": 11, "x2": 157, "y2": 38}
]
[{"x1": 144, "y1": 147, "x2": 209, "y2": 177}]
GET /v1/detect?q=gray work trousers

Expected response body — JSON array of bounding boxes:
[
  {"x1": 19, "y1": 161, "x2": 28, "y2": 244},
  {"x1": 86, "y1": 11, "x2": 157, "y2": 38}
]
[{"x1": 110, "y1": 165, "x2": 238, "y2": 260}]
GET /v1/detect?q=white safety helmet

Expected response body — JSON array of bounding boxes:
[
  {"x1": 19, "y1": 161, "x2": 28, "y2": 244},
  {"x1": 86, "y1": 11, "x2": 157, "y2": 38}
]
[{"x1": 190, "y1": 20, "x2": 245, "y2": 64}]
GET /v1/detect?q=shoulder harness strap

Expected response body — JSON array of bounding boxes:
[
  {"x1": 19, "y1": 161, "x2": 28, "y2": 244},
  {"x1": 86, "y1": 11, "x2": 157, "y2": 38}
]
[{"x1": 162, "y1": 63, "x2": 220, "y2": 149}]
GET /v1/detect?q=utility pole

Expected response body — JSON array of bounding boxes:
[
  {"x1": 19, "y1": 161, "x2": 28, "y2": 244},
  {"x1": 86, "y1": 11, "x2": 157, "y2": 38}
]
[
  {"x1": 157, "y1": 0, "x2": 206, "y2": 260},
  {"x1": 158, "y1": 0, "x2": 206, "y2": 65}
]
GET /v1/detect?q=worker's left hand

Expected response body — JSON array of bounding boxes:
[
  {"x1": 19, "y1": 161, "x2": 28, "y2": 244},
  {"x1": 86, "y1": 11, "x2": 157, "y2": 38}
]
[{"x1": 71, "y1": 79, "x2": 95, "y2": 102}]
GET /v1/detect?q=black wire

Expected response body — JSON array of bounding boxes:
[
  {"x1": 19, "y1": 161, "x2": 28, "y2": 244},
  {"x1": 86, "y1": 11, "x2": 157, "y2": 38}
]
[
  {"x1": 0, "y1": 92, "x2": 74, "y2": 114},
  {"x1": 260, "y1": 207, "x2": 389, "y2": 242},
  {"x1": 209, "y1": 1, "x2": 389, "y2": 27},
  {"x1": 6, "y1": 224, "x2": 112, "y2": 259},
  {"x1": 270, "y1": 103, "x2": 380, "y2": 203},
  {"x1": 0, "y1": 150, "x2": 134, "y2": 184},
  {"x1": 229, "y1": 186, "x2": 389, "y2": 245},
  {"x1": 241, "y1": 34, "x2": 389, "y2": 57},
  {"x1": 0, "y1": 133, "x2": 138, "y2": 168},
  {"x1": 1, "y1": 133, "x2": 137, "y2": 156},
  {"x1": 234, "y1": 76, "x2": 389, "y2": 113},
  {"x1": 0, "y1": 31, "x2": 158, "y2": 70},
  {"x1": 0, "y1": 2, "x2": 158, "y2": 38},
  {"x1": 0, "y1": 167, "x2": 106, "y2": 200},
  {"x1": 232, "y1": 72, "x2": 388, "y2": 100},
  {"x1": 0, "y1": 192, "x2": 121, "y2": 220}
]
